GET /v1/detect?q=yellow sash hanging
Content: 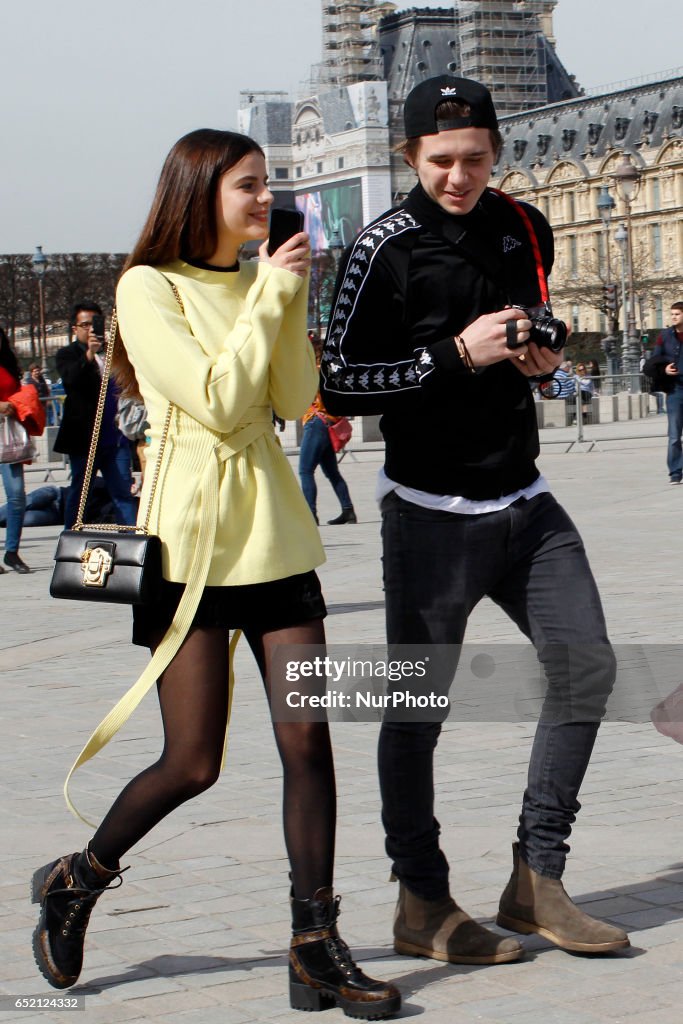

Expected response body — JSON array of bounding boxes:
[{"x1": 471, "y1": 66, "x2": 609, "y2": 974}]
[{"x1": 64, "y1": 412, "x2": 272, "y2": 827}]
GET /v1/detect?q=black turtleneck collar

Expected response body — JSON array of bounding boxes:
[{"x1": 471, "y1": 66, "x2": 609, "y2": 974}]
[
  {"x1": 182, "y1": 255, "x2": 240, "y2": 273},
  {"x1": 403, "y1": 181, "x2": 491, "y2": 247},
  {"x1": 403, "y1": 182, "x2": 508, "y2": 288}
]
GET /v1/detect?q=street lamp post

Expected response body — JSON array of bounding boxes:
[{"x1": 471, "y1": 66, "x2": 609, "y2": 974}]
[
  {"x1": 614, "y1": 223, "x2": 630, "y2": 389},
  {"x1": 328, "y1": 228, "x2": 344, "y2": 271},
  {"x1": 612, "y1": 155, "x2": 642, "y2": 393},
  {"x1": 596, "y1": 184, "x2": 619, "y2": 380},
  {"x1": 323, "y1": 229, "x2": 344, "y2": 336},
  {"x1": 31, "y1": 245, "x2": 48, "y2": 370}
]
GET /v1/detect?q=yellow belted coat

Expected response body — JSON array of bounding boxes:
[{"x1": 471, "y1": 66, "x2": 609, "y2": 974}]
[{"x1": 62, "y1": 257, "x2": 325, "y2": 823}]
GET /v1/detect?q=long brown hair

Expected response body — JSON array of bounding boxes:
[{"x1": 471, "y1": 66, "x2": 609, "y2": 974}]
[{"x1": 113, "y1": 129, "x2": 265, "y2": 397}]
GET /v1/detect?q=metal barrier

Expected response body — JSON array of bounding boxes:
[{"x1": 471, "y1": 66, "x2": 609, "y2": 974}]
[
  {"x1": 41, "y1": 394, "x2": 64, "y2": 426},
  {"x1": 595, "y1": 372, "x2": 647, "y2": 396},
  {"x1": 536, "y1": 373, "x2": 660, "y2": 447}
]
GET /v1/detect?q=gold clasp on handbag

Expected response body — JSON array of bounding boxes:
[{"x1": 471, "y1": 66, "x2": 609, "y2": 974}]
[{"x1": 80, "y1": 545, "x2": 114, "y2": 588}]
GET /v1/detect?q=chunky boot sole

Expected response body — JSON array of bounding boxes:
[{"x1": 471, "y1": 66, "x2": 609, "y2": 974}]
[
  {"x1": 290, "y1": 978, "x2": 401, "y2": 1020},
  {"x1": 31, "y1": 864, "x2": 76, "y2": 990},
  {"x1": 31, "y1": 924, "x2": 74, "y2": 989},
  {"x1": 394, "y1": 936, "x2": 523, "y2": 965},
  {"x1": 496, "y1": 911, "x2": 630, "y2": 954}
]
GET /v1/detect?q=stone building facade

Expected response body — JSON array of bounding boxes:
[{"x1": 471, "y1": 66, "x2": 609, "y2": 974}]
[
  {"x1": 492, "y1": 75, "x2": 683, "y2": 334},
  {"x1": 240, "y1": 2, "x2": 682, "y2": 338}
]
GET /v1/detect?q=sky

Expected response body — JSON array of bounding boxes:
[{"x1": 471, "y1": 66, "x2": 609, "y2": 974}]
[{"x1": 1, "y1": 0, "x2": 679, "y2": 254}]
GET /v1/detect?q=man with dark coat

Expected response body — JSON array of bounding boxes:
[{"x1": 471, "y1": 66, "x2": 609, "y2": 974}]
[
  {"x1": 55, "y1": 302, "x2": 136, "y2": 529},
  {"x1": 651, "y1": 301, "x2": 683, "y2": 483}
]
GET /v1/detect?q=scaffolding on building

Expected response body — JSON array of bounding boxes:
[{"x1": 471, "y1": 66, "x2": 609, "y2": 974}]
[
  {"x1": 321, "y1": 1, "x2": 395, "y2": 85},
  {"x1": 455, "y1": 0, "x2": 549, "y2": 115}
]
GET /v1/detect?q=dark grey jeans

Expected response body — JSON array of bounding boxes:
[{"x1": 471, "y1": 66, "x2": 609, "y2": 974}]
[{"x1": 379, "y1": 490, "x2": 616, "y2": 899}]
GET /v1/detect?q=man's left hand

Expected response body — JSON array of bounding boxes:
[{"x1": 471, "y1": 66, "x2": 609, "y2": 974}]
[{"x1": 512, "y1": 342, "x2": 563, "y2": 378}]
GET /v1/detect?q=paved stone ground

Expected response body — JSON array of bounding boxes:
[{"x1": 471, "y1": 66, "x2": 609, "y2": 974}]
[{"x1": 2, "y1": 415, "x2": 683, "y2": 1024}]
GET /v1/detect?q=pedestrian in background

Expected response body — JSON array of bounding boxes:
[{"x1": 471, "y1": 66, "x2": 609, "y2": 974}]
[
  {"x1": 587, "y1": 358, "x2": 601, "y2": 394},
  {"x1": 53, "y1": 302, "x2": 137, "y2": 528},
  {"x1": 0, "y1": 328, "x2": 35, "y2": 574},
  {"x1": 652, "y1": 301, "x2": 683, "y2": 484},
  {"x1": 299, "y1": 337, "x2": 357, "y2": 525}
]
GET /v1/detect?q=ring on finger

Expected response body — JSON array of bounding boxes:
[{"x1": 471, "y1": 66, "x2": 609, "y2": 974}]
[{"x1": 505, "y1": 319, "x2": 524, "y2": 350}]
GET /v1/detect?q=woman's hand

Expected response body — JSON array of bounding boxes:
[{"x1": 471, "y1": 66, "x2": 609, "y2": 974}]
[
  {"x1": 0, "y1": 400, "x2": 15, "y2": 416},
  {"x1": 259, "y1": 231, "x2": 311, "y2": 279}
]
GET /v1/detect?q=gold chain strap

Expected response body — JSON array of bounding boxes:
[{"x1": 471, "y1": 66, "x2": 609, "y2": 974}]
[{"x1": 74, "y1": 281, "x2": 184, "y2": 533}]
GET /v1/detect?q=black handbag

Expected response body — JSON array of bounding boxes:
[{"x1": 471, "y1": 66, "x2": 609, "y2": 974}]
[
  {"x1": 50, "y1": 305, "x2": 174, "y2": 606},
  {"x1": 50, "y1": 529, "x2": 162, "y2": 604}
]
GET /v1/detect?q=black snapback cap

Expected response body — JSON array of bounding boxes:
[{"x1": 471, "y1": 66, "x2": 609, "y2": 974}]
[{"x1": 404, "y1": 75, "x2": 498, "y2": 138}]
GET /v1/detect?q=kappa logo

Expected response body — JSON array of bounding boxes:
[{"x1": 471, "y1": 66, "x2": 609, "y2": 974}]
[
  {"x1": 503, "y1": 235, "x2": 522, "y2": 253},
  {"x1": 440, "y1": 86, "x2": 458, "y2": 96}
]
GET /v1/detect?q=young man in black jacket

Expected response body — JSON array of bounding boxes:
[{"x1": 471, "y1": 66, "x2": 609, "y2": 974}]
[
  {"x1": 321, "y1": 76, "x2": 628, "y2": 964},
  {"x1": 652, "y1": 301, "x2": 683, "y2": 483},
  {"x1": 54, "y1": 302, "x2": 136, "y2": 529}
]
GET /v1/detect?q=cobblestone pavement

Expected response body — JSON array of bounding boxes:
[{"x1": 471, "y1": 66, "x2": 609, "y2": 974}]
[{"x1": 2, "y1": 417, "x2": 683, "y2": 1024}]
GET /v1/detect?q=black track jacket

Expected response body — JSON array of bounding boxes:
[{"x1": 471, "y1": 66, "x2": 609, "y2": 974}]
[{"x1": 320, "y1": 183, "x2": 555, "y2": 500}]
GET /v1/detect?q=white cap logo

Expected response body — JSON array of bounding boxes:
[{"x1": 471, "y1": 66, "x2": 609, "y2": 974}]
[{"x1": 440, "y1": 87, "x2": 458, "y2": 96}]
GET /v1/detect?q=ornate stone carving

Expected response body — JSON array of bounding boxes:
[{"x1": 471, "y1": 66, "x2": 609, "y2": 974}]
[
  {"x1": 614, "y1": 117, "x2": 631, "y2": 141},
  {"x1": 547, "y1": 162, "x2": 579, "y2": 183},
  {"x1": 562, "y1": 129, "x2": 577, "y2": 151},
  {"x1": 587, "y1": 123, "x2": 603, "y2": 146},
  {"x1": 643, "y1": 110, "x2": 659, "y2": 134},
  {"x1": 513, "y1": 139, "x2": 528, "y2": 161},
  {"x1": 537, "y1": 134, "x2": 552, "y2": 157},
  {"x1": 501, "y1": 171, "x2": 532, "y2": 192}
]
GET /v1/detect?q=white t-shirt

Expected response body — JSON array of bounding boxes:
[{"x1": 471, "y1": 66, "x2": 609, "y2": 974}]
[{"x1": 376, "y1": 467, "x2": 550, "y2": 515}]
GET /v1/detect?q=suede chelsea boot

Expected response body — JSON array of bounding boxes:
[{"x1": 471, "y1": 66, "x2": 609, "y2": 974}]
[
  {"x1": 32, "y1": 848, "x2": 125, "y2": 988},
  {"x1": 497, "y1": 843, "x2": 630, "y2": 954},
  {"x1": 327, "y1": 508, "x2": 357, "y2": 525},
  {"x1": 393, "y1": 881, "x2": 523, "y2": 964},
  {"x1": 289, "y1": 887, "x2": 401, "y2": 1020}
]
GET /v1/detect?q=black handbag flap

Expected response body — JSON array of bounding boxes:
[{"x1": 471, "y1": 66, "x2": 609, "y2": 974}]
[{"x1": 54, "y1": 530, "x2": 157, "y2": 568}]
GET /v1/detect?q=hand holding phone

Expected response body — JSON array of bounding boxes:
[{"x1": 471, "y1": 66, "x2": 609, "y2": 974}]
[
  {"x1": 264, "y1": 208, "x2": 310, "y2": 278},
  {"x1": 267, "y1": 208, "x2": 305, "y2": 256}
]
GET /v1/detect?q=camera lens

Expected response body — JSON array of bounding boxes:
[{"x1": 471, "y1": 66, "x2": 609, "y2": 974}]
[{"x1": 530, "y1": 316, "x2": 567, "y2": 353}]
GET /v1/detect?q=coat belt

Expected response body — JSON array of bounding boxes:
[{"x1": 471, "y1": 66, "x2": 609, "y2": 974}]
[{"x1": 64, "y1": 408, "x2": 273, "y2": 825}]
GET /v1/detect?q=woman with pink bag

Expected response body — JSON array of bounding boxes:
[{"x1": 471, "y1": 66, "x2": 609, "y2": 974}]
[
  {"x1": 0, "y1": 327, "x2": 45, "y2": 574},
  {"x1": 299, "y1": 337, "x2": 357, "y2": 526}
]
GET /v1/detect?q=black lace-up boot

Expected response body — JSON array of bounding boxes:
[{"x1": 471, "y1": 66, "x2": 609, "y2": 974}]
[
  {"x1": 289, "y1": 887, "x2": 401, "y2": 1020},
  {"x1": 31, "y1": 848, "x2": 125, "y2": 988}
]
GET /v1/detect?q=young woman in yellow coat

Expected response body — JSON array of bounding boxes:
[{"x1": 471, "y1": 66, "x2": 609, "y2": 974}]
[{"x1": 31, "y1": 129, "x2": 400, "y2": 1020}]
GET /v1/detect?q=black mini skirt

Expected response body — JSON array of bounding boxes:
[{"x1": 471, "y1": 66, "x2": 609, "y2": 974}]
[{"x1": 132, "y1": 569, "x2": 326, "y2": 647}]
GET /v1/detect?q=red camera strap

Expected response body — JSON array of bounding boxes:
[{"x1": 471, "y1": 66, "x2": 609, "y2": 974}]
[{"x1": 489, "y1": 188, "x2": 550, "y2": 305}]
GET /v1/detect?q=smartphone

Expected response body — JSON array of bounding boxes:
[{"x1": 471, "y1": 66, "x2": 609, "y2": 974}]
[
  {"x1": 91, "y1": 314, "x2": 105, "y2": 338},
  {"x1": 268, "y1": 208, "x2": 305, "y2": 256}
]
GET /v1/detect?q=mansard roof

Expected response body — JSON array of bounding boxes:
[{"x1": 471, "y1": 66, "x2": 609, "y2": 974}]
[
  {"x1": 244, "y1": 100, "x2": 292, "y2": 145},
  {"x1": 318, "y1": 87, "x2": 358, "y2": 133},
  {"x1": 379, "y1": 7, "x2": 459, "y2": 101},
  {"x1": 497, "y1": 73, "x2": 683, "y2": 174}
]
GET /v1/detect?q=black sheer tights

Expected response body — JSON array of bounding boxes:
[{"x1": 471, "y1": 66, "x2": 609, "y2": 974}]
[{"x1": 89, "y1": 620, "x2": 335, "y2": 900}]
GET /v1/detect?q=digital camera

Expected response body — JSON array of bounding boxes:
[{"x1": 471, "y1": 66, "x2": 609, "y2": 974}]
[{"x1": 517, "y1": 303, "x2": 567, "y2": 353}]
